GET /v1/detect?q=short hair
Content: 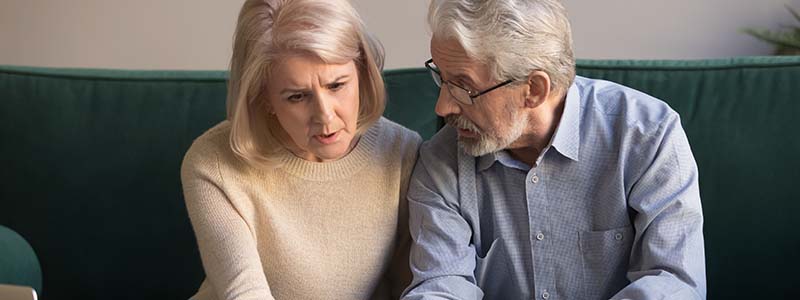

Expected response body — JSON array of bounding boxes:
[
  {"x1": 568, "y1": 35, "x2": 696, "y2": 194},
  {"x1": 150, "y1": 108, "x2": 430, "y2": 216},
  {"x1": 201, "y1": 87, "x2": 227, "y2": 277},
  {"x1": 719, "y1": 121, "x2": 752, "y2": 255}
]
[
  {"x1": 227, "y1": 0, "x2": 385, "y2": 168},
  {"x1": 428, "y1": 0, "x2": 576, "y2": 92}
]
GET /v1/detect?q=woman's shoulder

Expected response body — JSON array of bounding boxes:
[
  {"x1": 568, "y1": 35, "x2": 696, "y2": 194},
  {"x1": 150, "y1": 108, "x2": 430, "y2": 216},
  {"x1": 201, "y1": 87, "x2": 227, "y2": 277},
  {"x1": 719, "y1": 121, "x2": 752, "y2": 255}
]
[
  {"x1": 364, "y1": 117, "x2": 423, "y2": 165},
  {"x1": 371, "y1": 117, "x2": 423, "y2": 147},
  {"x1": 186, "y1": 121, "x2": 232, "y2": 155},
  {"x1": 181, "y1": 121, "x2": 237, "y2": 175}
]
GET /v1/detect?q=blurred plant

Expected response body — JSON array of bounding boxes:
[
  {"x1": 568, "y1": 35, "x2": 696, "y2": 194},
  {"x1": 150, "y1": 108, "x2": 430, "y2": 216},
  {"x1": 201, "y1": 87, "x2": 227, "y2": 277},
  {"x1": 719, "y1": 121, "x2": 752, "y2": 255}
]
[{"x1": 742, "y1": 4, "x2": 800, "y2": 55}]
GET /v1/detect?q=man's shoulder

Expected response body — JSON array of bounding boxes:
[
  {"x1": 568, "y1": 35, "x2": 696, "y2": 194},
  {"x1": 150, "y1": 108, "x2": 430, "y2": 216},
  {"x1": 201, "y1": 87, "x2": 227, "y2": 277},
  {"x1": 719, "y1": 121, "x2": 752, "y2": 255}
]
[
  {"x1": 576, "y1": 76, "x2": 679, "y2": 136},
  {"x1": 410, "y1": 125, "x2": 463, "y2": 199},
  {"x1": 418, "y1": 125, "x2": 460, "y2": 168}
]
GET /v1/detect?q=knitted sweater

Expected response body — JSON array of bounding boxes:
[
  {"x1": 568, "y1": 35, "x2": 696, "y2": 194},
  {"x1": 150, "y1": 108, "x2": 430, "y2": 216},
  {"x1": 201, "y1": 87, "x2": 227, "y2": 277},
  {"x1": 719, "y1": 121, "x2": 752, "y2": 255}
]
[{"x1": 181, "y1": 117, "x2": 422, "y2": 300}]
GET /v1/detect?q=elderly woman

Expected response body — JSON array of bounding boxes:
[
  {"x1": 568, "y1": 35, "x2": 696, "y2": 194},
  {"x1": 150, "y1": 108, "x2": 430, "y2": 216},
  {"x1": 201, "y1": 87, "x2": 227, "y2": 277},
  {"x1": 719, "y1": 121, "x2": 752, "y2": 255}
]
[{"x1": 180, "y1": 0, "x2": 421, "y2": 299}]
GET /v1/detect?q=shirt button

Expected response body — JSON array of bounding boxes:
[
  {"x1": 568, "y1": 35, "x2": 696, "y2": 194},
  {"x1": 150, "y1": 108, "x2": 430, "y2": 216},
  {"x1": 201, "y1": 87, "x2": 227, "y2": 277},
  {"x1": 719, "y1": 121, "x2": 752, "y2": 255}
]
[
  {"x1": 536, "y1": 232, "x2": 545, "y2": 241},
  {"x1": 542, "y1": 290, "x2": 550, "y2": 299},
  {"x1": 531, "y1": 174, "x2": 540, "y2": 183},
  {"x1": 615, "y1": 232, "x2": 623, "y2": 241}
]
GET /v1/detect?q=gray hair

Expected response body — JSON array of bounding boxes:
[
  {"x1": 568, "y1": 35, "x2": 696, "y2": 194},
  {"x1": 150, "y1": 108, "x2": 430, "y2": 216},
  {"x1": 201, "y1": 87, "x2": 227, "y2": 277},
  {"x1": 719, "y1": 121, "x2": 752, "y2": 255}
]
[
  {"x1": 227, "y1": 0, "x2": 385, "y2": 169},
  {"x1": 428, "y1": 0, "x2": 576, "y2": 92}
]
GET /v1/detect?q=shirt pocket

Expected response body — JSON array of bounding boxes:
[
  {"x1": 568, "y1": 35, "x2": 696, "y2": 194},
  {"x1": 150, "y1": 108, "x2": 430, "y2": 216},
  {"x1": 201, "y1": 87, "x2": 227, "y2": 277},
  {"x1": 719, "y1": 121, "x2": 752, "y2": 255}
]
[
  {"x1": 579, "y1": 226, "x2": 634, "y2": 299},
  {"x1": 475, "y1": 238, "x2": 520, "y2": 299}
]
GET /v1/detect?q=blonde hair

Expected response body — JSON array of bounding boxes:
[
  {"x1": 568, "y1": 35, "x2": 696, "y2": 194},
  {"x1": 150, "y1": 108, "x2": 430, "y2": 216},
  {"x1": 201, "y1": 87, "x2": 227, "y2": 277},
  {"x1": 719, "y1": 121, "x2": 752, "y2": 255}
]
[
  {"x1": 227, "y1": 0, "x2": 385, "y2": 168},
  {"x1": 429, "y1": 0, "x2": 575, "y2": 92}
]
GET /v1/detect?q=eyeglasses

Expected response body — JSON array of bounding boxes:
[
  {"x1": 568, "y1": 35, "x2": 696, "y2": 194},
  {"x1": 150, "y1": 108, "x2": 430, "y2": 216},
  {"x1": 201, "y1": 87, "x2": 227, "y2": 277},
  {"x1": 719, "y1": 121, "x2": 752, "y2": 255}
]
[{"x1": 425, "y1": 58, "x2": 514, "y2": 105}]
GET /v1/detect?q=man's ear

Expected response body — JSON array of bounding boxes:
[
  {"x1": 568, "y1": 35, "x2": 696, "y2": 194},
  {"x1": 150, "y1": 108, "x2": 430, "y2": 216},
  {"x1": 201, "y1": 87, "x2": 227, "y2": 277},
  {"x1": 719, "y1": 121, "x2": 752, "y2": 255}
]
[{"x1": 524, "y1": 70, "x2": 551, "y2": 108}]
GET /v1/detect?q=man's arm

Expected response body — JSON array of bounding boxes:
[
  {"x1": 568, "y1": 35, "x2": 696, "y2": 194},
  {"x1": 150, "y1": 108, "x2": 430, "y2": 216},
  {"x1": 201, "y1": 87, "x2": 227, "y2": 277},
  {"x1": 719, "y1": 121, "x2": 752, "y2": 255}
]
[
  {"x1": 613, "y1": 115, "x2": 706, "y2": 299},
  {"x1": 402, "y1": 141, "x2": 483, "y2": 300}
]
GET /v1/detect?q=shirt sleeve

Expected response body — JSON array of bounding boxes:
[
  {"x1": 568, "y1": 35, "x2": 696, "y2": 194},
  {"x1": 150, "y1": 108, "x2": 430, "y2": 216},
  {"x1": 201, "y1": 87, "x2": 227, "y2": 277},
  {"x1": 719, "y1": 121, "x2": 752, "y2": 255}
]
[
  {"x1": 181, "y1": 146, "x2": 275, "y2": 300},
  {"x1": 612, "y1": 114, "x2": 706, "y2": 299},
  {"x1": 401, "y1": 141, "x2": 484, "y2": 300}
]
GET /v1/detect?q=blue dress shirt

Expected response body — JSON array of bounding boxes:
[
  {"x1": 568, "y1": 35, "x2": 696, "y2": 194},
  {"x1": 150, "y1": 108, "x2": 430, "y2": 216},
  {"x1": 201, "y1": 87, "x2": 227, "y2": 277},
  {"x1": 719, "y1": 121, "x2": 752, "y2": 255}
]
[{"x1": 403, "y1": 76, "x2": 706, "y2": 300}]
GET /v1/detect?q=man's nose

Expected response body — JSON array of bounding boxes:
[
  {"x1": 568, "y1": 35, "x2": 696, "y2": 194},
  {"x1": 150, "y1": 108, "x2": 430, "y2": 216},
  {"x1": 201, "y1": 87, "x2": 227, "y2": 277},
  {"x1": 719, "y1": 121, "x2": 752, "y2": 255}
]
[{"x1": 434, "y1": 87, "x2": 461, "y2": 117}]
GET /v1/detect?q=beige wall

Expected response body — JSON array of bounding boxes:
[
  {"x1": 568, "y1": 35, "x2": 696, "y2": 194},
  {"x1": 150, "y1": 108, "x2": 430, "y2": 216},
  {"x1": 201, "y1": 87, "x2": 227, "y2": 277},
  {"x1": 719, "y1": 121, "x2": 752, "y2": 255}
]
[
  {"x1": 0, "y1": 0, "x2": 245, "y2": 70},
  {"x1": 1, "y1": 0, "x2": 798, "y2": 70},
  {"x1": 564, "y1": 0, "x2": 800, "y2": 59}
]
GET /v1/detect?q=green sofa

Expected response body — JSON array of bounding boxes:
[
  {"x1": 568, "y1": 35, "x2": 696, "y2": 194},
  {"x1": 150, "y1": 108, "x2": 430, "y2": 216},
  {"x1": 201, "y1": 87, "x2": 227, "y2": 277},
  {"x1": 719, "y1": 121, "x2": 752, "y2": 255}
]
[
  {"x1": 0, "y1": 225, "x2": 42, "y2": 294},
  {"x1": 1, "y1": 56, "x2": 798, "y2": 299}
]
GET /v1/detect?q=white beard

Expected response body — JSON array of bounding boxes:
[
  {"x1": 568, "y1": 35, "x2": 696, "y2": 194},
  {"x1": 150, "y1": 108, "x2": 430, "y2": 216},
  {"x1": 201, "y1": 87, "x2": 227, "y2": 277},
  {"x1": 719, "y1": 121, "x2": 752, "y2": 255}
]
[{"x1": 446, "y1": 111, "x2": 528, "y2": 157}]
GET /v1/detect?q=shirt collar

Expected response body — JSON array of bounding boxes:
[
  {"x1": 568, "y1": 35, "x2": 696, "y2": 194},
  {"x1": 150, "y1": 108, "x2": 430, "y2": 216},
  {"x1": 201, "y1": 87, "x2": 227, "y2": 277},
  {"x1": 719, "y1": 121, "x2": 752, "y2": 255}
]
[
  {"x1": 477, "y1": 150, "x2": 530, "y2": 172},
  {"x1": 550, "y1": 81, "x2": 581, "y2": 162},
  {"x1": 476, "y1": 80, "x2": 582, "y2": 172}
]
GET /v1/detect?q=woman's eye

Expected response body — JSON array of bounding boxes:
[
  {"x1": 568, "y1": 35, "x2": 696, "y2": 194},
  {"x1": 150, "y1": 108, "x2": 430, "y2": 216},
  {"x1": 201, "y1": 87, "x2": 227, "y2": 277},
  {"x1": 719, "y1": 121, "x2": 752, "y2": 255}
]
[
  {"x1": 328, "y1": 82, "x2": 345, "y2": 91},
  {"x1": 287, "y1": 93, "x2": 305, "y2": 102}
]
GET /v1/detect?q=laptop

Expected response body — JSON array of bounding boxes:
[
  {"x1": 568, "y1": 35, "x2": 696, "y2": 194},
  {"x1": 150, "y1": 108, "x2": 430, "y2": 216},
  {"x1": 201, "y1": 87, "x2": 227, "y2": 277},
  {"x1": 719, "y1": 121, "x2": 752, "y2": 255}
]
[{"x1": 0, "y1": 284, "x2": 37, "y2": 300}]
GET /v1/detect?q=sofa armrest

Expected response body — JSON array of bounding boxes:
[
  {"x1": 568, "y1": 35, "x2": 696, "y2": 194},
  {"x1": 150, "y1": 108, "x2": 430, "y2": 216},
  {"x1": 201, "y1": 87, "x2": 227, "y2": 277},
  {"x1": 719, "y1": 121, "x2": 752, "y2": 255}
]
[
  {"x1": 0, "y1": 226, "x2": 42, "y2": 295},
  {"x1": 0, "y1": 284, "x2": 37, "y2": 300}
]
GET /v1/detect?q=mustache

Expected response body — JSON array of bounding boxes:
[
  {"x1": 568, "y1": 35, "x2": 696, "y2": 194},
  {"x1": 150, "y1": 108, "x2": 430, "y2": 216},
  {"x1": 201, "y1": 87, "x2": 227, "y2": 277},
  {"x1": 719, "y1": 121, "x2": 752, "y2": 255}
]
[{"x1": 445, "y1": 115, "x2": 481, "y2": 133}]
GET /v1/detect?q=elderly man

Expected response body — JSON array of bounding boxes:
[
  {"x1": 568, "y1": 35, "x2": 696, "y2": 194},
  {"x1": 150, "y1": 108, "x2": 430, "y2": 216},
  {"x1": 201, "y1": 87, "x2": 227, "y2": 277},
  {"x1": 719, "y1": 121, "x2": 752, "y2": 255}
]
[{"x1": 402, "y1": 0, "x2": 706, "y2": 299}]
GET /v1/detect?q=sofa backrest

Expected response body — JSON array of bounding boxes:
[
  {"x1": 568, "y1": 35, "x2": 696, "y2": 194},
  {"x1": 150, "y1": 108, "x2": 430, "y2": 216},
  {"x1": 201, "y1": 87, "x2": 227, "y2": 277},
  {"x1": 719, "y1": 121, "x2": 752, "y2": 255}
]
[
  {"x1": 0, "y1": 67, "x2": 225, "y2": 299},
  {"x1": 574, "y1": 57, "x2": 800, "y2": 299},
  {"x1": 1, "y1": 56, "x2": 799, "y2": 299}
]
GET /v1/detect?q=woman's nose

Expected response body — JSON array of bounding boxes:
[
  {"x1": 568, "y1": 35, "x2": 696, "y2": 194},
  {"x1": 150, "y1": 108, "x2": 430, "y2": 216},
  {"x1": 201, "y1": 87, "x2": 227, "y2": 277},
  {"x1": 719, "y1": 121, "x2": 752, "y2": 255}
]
[{"x1": 312, "y1": 94, "x2": 336, "y2": 125}]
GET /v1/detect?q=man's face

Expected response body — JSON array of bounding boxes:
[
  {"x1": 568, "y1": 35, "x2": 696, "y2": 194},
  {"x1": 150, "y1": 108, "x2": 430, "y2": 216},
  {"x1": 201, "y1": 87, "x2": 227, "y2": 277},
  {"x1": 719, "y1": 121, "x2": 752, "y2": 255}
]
[{"x1": 430, "y1": 37, "x2": 529, "y2": 157}]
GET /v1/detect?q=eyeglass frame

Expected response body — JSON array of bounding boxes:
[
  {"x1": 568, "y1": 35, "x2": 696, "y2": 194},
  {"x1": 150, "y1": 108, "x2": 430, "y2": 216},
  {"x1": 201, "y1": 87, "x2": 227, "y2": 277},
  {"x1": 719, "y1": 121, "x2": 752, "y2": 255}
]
[{"x1": 425, "y1": 58, "x2": 515, "y2": 105}]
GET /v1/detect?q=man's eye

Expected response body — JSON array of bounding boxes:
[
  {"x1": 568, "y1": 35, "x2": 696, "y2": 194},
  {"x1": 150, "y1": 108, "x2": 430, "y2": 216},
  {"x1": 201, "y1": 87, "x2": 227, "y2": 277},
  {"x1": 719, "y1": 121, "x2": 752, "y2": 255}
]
[{"x1": 454, "y1": 82, "x2": 474, "y2": 93}]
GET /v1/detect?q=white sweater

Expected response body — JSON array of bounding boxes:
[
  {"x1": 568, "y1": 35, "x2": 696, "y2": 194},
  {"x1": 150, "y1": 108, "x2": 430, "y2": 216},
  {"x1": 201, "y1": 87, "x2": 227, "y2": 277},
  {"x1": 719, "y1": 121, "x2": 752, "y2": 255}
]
[{"x1": 181, "y1": 117, "x2": 422, "y2": 300}]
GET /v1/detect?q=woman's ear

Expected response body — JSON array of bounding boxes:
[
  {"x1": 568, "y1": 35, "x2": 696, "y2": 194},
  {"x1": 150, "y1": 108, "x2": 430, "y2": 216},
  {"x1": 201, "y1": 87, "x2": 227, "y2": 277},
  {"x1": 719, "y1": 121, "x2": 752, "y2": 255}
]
[{"x1": 524, "y1": 70, "x2": 551, "y2": 108}]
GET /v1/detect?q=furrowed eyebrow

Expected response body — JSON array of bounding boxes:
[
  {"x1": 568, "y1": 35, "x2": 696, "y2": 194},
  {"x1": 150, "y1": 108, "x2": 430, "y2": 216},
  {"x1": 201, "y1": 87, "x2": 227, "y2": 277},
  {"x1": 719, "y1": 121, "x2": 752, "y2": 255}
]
[
  {"x1": 439, "y1": 65, "x2": 476, "y2": 86},
  {"x1": 327, "y1": 75, "x2": 350, "y2": 84},
  {"x1": 279, "y1": 88, "x2": 308, "y2": 96},
  {"x1": 279, "y1": 74, "x2": 352, "y2": 95},
  {"x1": 451, "y1": 74, "x2": 477, "y2": 89}
]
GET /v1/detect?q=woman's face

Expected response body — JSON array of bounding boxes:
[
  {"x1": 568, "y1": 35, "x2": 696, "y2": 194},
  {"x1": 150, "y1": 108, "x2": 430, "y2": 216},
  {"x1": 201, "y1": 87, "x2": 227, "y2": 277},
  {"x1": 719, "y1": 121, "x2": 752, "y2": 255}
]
[{"x1": 266, "y1": 55, "x2": 361, "y2": 162}]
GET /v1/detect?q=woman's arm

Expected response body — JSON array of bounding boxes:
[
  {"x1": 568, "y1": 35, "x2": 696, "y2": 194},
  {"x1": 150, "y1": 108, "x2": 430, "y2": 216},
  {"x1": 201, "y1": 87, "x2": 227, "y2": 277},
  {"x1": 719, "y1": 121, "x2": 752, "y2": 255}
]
[
  {"x1": 383, "y1": 130, "x2": 422, "y2": 299},
  {"x1": 382, "y1": 195, "x2": 413, "y2": 299},
  {"x1": 182, "y1": 147, "x2": 275, "y2": 300}
]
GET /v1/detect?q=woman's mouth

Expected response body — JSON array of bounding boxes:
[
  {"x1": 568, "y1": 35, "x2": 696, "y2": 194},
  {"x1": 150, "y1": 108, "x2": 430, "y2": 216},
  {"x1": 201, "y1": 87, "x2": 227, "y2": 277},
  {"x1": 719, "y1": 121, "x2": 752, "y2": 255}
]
[{"x1": 314, "y1": 130, "x2": 340, "y2": 145}]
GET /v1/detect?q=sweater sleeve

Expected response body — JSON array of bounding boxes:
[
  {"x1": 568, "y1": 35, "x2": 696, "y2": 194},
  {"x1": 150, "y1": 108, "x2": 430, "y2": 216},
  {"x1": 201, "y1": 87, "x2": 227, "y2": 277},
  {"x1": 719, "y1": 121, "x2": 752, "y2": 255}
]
[
  {"x1": 385, "y1": 130, "x2": 423, "y2": 299},
  {"x1": 181, "y1": 143, "x2": 275, "y2": 300}
]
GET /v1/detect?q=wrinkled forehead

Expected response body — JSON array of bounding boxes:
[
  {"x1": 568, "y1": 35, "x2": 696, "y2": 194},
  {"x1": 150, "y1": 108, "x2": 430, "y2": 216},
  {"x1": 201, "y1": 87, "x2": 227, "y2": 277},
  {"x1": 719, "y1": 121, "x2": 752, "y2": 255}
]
[
  {"x1": 430, "y1": 35, "x2": 493, "y2": 83},
  {"x1": 269, "y1": 54, "x2": 357, "y2": 86}
]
